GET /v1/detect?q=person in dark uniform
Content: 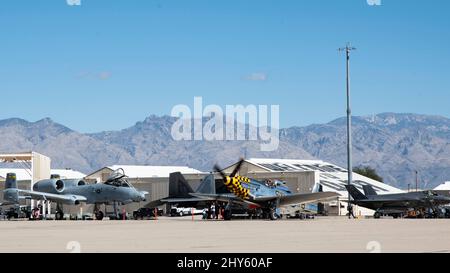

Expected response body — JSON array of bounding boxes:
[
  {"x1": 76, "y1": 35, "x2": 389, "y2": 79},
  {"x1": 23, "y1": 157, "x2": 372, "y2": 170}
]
[{"x1": 348, "y1": 204, "x2": 356, "y2": 218}]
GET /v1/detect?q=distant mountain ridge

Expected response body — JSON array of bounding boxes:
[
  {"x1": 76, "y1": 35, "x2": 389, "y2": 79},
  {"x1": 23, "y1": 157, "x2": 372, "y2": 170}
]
[{"x1": 1, "y1": 113, "x2": 450, "y2": 189}]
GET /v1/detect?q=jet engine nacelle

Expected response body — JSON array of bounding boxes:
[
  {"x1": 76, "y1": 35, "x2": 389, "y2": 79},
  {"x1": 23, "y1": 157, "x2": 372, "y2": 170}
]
[
  {"x1": 61, "y1": 179, "x2": 86, "y2": 188},
  {"x1": 33, "y1": 179, "x2": 86, "y2": 194},
  {"x1": 33, "y1": 179, "x2": 65, "y2": 194}
]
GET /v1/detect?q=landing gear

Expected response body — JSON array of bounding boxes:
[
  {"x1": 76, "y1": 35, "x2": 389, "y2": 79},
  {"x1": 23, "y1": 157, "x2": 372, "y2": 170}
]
[
  {"x1": 55, "y1": 211, "x2": 64, "y2": 220},
  {"x1": 374, "y1": 212, "x2": 381, "y2": 219},
  {"x1": 95, "y1": 211, "x2": 104, "y2": 220},
  {"x1": 268, "y1": 208, "x2": 278, "y2": 220},
  {"x1": 55, "y1": 203, "x2": 64, "y2": 220},
  {"x1": 93, "y1": 204, "x2": 105, "y2": 220}
]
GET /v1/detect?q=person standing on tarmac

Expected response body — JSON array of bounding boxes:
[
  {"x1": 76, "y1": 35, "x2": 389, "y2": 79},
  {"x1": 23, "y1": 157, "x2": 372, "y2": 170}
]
[
  {"x1": 214, "y1": 202, "x2": 219, "y2": 220},
  {"x1": 202, "y1": 208, "x2": 208, "y2": 220},
  {"x1": 211, "y1": 204, "x2": 216, "y2": 219},
  {"x1": 348, "y1": 205, "x2": 356, "y2": 218}
]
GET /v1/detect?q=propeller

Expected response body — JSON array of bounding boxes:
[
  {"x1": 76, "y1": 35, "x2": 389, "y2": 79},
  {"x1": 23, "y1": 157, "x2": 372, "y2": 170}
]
[
  {"x1": 213, "y1": 158, "x2": 244, "y2": 179},
  {"x1": 230, "y1": 158, "x2": 245, "y2": 177},
  {"x1": 213, "y1": 158, "x2": 250, "y2": 199},
  {"x1": 213, "y1": 164, "x2": 228, "y2": 180}
]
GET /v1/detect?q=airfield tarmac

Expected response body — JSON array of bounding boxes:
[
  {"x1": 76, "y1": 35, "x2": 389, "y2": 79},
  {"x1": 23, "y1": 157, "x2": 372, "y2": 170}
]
[{"x1": 1, "y1": 216, "x2": 450, "y2": 253}]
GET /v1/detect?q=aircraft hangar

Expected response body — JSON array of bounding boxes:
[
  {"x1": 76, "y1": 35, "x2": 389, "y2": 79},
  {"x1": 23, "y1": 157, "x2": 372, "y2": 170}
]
[
  {"x1": 1, "y1": 153, "x2": 405, "y2": 217},
  {"x1": 84, "y1": 158, "x2": 403, "y2": 216}
]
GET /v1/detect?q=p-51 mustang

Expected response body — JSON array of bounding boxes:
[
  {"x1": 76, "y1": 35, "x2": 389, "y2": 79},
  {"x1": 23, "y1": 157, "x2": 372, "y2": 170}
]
[
  {"x1": 162, "y1": 159, "x2": 339, "y2": 220},
  {"x1": 2, "y1": 169, "x2": 148, "y2": 220}
]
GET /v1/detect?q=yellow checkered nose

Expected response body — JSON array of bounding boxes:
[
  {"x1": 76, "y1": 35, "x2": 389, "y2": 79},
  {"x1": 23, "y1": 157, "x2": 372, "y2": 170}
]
[{"x1": 223, "y1": 176, "x2": 249, "y2": 199}]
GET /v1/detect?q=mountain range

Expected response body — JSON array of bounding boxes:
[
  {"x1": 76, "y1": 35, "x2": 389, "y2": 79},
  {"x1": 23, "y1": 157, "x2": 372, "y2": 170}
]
[{"x1": 1, "y1": 113, "x2": 450, "y2": 189}]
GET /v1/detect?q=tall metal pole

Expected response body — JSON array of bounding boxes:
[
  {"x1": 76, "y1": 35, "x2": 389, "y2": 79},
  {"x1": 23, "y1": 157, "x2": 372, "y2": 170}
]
[
  {"x1": 415, "y1": 170, "x2": 418, "y2": 192},
  {"x1": 339, "y1": 43, "x2": 356, "y2": 219}
]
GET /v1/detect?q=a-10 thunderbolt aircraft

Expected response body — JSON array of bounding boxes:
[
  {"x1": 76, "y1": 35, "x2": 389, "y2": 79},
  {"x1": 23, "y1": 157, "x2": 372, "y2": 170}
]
[
  {"x1": 345, "y1": 184, "x2": 450, "y2": 218},
  {"x1": 1, "y1": 169, "x2": 148, "y2": 220},
  {"x1": 161, "y1": 159, "x2": 339, "y2": 220}
]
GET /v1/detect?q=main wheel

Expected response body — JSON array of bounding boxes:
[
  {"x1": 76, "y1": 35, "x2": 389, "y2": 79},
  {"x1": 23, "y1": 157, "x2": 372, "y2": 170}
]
[
  {"x1": 95, "y1": 211, "x2": 104, "y2": 220},
  {"x1": 55, "y1": 211, "x2": 64, "y2": 220},
  {"x1": 269, "y1": 209, "x2": 278, "y2": 220},
  {"x1": 374, "y1": 212, "x2": 381, "y2": 219}
]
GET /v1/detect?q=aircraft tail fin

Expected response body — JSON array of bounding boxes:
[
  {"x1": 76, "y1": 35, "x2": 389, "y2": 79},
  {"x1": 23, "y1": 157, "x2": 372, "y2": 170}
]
[
  {"x1": 345, "y1": 184, "x2": 368, "y2": 200},
  {"x1": 196, "y1": 174, "x2": 216, "y2": 194},
  {"x1": 168, "y1": 172, "x2": 194, "y2": 198},
  {"x1": 5, "y1": 173, "x2": 17, "y2": 189},
  {"x1": 362, "y1": 185, "x2": 377, "y2": 196},
  {"x1": 3, "y1": 173, "x2": 19, "y2": 204}
]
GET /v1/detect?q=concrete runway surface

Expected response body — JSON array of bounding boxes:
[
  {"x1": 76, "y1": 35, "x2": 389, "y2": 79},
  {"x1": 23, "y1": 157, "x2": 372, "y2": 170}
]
[{"x1": 1, "y1": 216, "x2": 450, "y2": 253}]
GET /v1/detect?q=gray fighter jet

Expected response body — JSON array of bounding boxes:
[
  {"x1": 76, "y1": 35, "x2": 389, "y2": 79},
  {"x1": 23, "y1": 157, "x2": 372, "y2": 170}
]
[
  {"x1": 2, "y1": 169, "x2": 148, "y2": 220},
  {"x1": 346, "y1": 184, "x2": 450, "y2": 218}
]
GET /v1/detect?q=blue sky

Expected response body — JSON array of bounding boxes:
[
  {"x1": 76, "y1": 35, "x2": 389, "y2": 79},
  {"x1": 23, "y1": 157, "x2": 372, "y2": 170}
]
[{"x1": 1, "y1": 0, "x2": 449, "y2": 132}]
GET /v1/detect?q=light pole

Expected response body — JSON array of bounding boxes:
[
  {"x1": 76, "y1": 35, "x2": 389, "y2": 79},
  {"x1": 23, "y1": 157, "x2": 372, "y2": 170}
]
[
  {"x1": 339, "y1": 43, "x2": 356, "y2": 219},
  {"x1": 415, "y1": 170, "x2": 418, "y2": 192}
]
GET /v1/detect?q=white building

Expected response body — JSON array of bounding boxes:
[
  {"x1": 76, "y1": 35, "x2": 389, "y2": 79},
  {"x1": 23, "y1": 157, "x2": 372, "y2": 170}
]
[
  {"x1": 434, "y1": 181, "x2": 450, "y2": 191},
  {"x1": 0, "y1": 168, "x2": 85, "y2": 181},
  {"x1": 85, "y1": 165, "x2": 203, "y2": 183}
]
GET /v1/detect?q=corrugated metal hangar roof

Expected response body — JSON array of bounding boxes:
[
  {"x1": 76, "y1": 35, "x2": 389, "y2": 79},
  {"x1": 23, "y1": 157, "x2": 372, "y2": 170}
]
[{"x1": 245, "y1": 158, "x2": 404, "y2": 197}]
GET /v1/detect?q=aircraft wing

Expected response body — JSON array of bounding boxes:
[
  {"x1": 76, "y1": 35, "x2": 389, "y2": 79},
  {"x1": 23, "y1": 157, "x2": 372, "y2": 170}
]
[
  {"x1": 351, "y1": 199, "x2": 421, "y2": 208},
  {"x1": 144, "y1": 197, "x2": 215, "y2": 208},
  {"x1": 161, "y1": 197, "x2": 213, "y2": 203},
  {"x1": 277, "y1": 192, "x2": 339, "y2": 207},
  {"x1": 145, "y1": 194, "x2": 241, "y2": 208},
  {"x1": 0, "y1": 202, "x2": 16, "y2": 206},
  {"x1": 16, "y1": 189, "x2": 87, "y2": 204},
  {"x1": 189, "y1": 193, "x2": 263, "y2": 207},
  {"x1": 189, "y1": 193, "x2": 238, "y2": 202}
]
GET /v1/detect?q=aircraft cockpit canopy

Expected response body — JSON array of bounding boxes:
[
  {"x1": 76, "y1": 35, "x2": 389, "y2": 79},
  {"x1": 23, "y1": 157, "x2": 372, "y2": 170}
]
[
  {"x1": 104, "y1": 168, "x2": 134, "y2": 188},
  {"x1": 263, "y1": 179, "x2": 287, "y2": 189},
  {"x1": 274, "y1": 180, "x2": 286, "y2": 187}
]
